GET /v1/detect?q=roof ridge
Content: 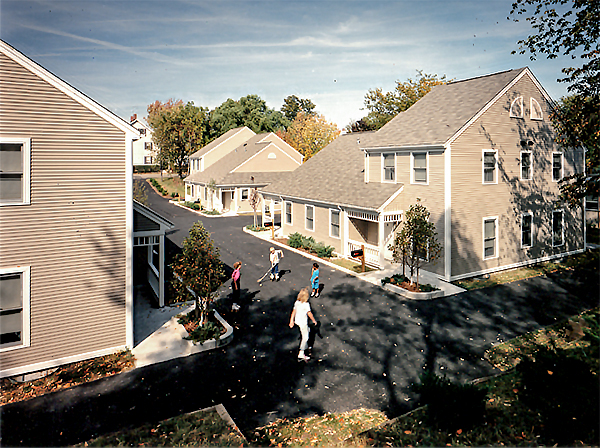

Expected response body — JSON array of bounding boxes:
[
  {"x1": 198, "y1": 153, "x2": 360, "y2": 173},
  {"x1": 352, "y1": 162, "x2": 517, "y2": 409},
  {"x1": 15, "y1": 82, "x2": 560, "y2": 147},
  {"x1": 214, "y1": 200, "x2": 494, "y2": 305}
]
[{"x1": 447, "y1": 67, "x2": 526, "y2": 85}]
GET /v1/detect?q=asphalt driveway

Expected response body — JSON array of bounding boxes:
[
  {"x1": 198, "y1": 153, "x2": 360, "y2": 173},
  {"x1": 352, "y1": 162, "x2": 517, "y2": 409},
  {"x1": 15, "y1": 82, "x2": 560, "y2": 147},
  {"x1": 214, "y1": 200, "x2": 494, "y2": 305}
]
[{"x1": 1, "y1": 179, "x2": 597, "y2": 446}]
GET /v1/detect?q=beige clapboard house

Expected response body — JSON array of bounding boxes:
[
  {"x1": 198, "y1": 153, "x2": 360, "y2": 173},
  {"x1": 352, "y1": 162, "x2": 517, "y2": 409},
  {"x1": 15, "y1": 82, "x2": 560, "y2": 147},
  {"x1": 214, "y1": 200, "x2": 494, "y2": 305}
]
[
  {"x1": 262, "y1": 68, "x2": 585, "y2": 281},
  {"x1": 0, "y1": 40, "x2": 140, "y2": 379},
  {"x1": 185, "y1": 128, "x2": 303, "y2": 214}
]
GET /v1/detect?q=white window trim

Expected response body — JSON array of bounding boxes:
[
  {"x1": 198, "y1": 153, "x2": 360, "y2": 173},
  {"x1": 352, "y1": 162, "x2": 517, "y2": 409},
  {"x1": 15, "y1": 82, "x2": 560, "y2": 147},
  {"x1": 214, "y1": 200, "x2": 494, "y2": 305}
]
[
  {"x1": 530, "y1": 97, "x2": 543, "y2": 120},
  {"x1": 521, "y1": 212, "x2": 533, "y2": 248},
  {"x1": 381, "y1": 152, "x2": 396, "y2": 184},
  {"x1": 410, "y1": 151, "x2": 429, "y2": 185},
  {"x1": 305, "y1": 204, "x2": 315, "y2": 232},
  {"x1": 520, "y1": 150, "x2": 532, "y2": 181},
  {"x1": 552, "y1": 209, "x2": 565, "y2": 247},
  {"x1": 552, "y1": 152, "x2": 563, "y2": 182},
  {"x1": 0, "y1": 137, "x2": 31, "y2": 206},
  {"x1": 482, "y1": 216, "x2": 499, "y2": 260},
  {"x1": 510, "y1": 96, "x2": 524, "y2": 118},
  {"x1": 285, "y1": 201, "x2": 293, "y2": 226},
  {"x1": 482, "y1": 149, "x2": 498, "y2": 185},
  {"x1": 329, "y1": 209, "x2": 341, "y2": 239},
  {"x1": 241, "y1": 188, "x2": 249, "y2": 201},
  {"x1": 0, "y1": 266, "x2": 31, "y2": 352}
]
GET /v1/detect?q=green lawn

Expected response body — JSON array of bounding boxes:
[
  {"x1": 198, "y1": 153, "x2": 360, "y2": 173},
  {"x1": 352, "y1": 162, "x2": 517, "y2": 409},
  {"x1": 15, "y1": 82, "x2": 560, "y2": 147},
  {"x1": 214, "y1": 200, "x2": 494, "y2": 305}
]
[
  {"x1": 453, "y1": 250, "x2": 598, "y2": 291},
  {"x1": 152, "y1": 176, "x2": 186, "y2": 198},
  {"x1": 329, "y1": 257, "x2": 377, "y2": 273}
]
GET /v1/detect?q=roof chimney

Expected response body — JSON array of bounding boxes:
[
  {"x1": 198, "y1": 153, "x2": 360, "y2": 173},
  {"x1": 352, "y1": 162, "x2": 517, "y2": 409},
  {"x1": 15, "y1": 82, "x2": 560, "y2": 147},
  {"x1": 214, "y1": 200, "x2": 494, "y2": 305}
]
[{"x1": 130, "y1": 113, "x2": 137, "y2": 123}]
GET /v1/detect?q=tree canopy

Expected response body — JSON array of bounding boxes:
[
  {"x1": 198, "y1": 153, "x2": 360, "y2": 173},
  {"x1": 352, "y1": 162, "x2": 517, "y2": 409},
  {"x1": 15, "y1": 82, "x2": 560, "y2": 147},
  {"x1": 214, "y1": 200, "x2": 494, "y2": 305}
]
[
  {"x1": 510, "y1": 0, "x2": 599, "y2": 204},
  {"x1": 277, "y1": 112, "x2": 340, "y2": 161},
  {"x1": 208, "y1": 94, "x2": 289, "y2": 139},
  {"x1": 146, "y1": 99, "x2": 208, "y2": 179},
  {"x1": 350, "y1": 71, "x2": 449, "y2": 131},
  {"x1": 281, "y1": 95, "x2": 316, "y2": 122}
]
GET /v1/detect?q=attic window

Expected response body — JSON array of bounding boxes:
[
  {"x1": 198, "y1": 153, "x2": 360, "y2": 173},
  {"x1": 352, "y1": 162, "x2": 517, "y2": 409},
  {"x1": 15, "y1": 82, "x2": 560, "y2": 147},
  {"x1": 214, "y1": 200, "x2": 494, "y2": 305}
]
[
  {"x1": 510, "y1": 97, "x2": 523, "y2": 118},
  {"x1": 268, "y1": 153, "x2": 276, "y2": 159},
  {"x1": 530, "y1": 98, "x2": 543, "y2": 120}
]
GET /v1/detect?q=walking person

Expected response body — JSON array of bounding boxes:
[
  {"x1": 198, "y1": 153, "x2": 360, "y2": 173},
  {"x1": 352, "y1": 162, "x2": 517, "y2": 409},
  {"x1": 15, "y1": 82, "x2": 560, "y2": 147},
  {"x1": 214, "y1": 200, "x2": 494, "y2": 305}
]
[
  {"x1": 310, "y1": 262, "x2": 320, "y2": 297},
  {"x1": 231, "y1": 261, "x2": 241, "y2": 303},
  {"x1": 269, "y1": 247, "x2": 284, "y2": 281},
  {"x1": 289, "y1": 288, "x2": 317, "y2": 361}
]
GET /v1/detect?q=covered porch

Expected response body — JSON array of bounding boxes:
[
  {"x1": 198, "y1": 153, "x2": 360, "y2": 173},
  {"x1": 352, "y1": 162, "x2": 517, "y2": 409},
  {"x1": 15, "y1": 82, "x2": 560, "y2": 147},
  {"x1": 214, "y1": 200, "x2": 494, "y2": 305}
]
[{"x1": 343, "y1": 209, "x2": 402, "y2": 268}]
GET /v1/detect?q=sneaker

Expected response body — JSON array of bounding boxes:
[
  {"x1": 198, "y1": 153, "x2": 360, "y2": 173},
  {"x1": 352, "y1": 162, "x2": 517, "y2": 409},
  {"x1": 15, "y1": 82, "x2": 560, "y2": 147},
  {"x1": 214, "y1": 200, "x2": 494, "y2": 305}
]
[
  {"x1": 298, "y1": 354, "x2": 310, "y2": 361},
  {"x1": 275, "y1": 274, "x2": 280, "y2": 281},
  {"x1": 310, "y1": 291, "x2": 315, "y2": 297},
  {"x1": 315, "y1": 292, "x2": 320, "y2": 298},
  {"x1": 270, "y1": 274, "x2": 274, "y2": 281}
]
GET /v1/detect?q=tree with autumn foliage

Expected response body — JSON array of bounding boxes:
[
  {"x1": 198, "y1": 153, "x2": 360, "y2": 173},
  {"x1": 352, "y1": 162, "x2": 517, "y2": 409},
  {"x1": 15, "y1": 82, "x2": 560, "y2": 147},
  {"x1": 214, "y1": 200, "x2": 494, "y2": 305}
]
[
  {"x1": 509, "y1": 0, "x2": 599, "y2": 206},
  {"x1": 278, "y1": 112, "x2": 340, "y2": 161},
  {"x1": 171, "y1": 222, "x2": 225, "y2": 323},
  {"x1": 146, "y1": 99, "x2": 208, "y2": 179},
  {"x1": 349, "y1": 71, "x2": 449, "y2": 131}
]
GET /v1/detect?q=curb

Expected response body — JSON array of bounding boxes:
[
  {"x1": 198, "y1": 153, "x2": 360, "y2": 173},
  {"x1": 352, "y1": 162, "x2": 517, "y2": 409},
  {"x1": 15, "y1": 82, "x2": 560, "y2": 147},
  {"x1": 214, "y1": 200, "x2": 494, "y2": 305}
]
[{"x1": 186, "y1": 404, "x2": 248, "y2": 443}]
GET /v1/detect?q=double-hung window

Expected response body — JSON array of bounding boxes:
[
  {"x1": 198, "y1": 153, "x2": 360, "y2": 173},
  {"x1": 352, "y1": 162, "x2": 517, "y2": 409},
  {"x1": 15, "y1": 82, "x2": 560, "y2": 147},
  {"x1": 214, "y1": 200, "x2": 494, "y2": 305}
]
[
  {"x1": 412, "y1": 152, "x2": 428, "y2": 184},
  {"x1": 0, "y1": 267, "x2": 30, "y2": 350},
  {"x1": 383, "y1": 153, "x2": 395, "y2": 182},
  {"x1": 144, "y1": 142, "x2": 153, "y2": 150},
  {"x1": 0, "y1": 138, "x2": 31, "y2": 205},
  {"x1": 521, "y1": 213, "x2": 533, "y2": 248},
  {"x1": 483, "y1": 150, "x2": 497, "y2": 184},
  {"x1": 305, "y1": 205, "x2": 314, "y2": 231},
  {"x1": 552, "y1": 152, "x2": 563, "y2": 181},
  {"x1": 330, "y1": 209, "x2": 340, "y2": 238},
  {"x1": 552, "y1": 209, "x2": 564, "y2": 246},
  {"x1": 520, "y1": 151, "x2": 532, "y2": 180},
  {"x1": 285, "y1": 202, "x2": 292, "y2": 225},
  {"x1": 483, "y1": 217, "x2": 498, "y2": 259},
  {"x1": 241, "y1": 189, "x2": 249, "y2": 200}
]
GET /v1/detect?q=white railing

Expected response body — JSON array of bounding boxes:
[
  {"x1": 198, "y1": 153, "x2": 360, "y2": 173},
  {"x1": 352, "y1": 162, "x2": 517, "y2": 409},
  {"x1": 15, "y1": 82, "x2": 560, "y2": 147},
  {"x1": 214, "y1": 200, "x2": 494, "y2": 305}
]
[{"x1": 348, "y1": 240, "x2": 380, "y2": 267}]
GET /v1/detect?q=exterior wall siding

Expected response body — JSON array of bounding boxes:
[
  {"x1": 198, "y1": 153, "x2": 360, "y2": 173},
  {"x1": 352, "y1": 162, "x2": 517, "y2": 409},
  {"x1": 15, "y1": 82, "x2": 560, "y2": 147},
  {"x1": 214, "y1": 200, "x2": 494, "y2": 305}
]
[
  {"x1": 450, "y1": 73, "x2": 584, "y2": 278},
  {"x1": 233, "y1": 144, "x2": 300, "y2": 173},
  {"x1": 280, "y1": 200, "x2": 344, "y2": 255},
  {"x1": 0, "y1": 54, "x2": 128, "y2": 374}
]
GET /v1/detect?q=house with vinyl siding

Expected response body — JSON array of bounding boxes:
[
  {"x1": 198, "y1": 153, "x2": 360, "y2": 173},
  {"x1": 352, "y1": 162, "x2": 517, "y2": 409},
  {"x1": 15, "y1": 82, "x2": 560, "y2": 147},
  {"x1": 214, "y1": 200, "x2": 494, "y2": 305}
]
[
  {"x1": 261, "y1": 68, "x2": 585, "y2": 281},
  {"x1": 185, "y1": 130, "x2": 303, "y2": 214},
  {"x1": 130, "y1": 114, "x2": 156, "y2": 168},
  {"x1": 0, "y1": 39, "x2": 139, "y2": 379}
]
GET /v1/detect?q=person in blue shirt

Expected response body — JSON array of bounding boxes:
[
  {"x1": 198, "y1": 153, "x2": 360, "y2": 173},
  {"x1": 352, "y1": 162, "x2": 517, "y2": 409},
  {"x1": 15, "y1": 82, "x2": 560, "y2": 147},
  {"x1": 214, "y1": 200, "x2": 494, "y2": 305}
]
[{"x1": 310, "y1": 262, "x2": 319, "y2": 297}]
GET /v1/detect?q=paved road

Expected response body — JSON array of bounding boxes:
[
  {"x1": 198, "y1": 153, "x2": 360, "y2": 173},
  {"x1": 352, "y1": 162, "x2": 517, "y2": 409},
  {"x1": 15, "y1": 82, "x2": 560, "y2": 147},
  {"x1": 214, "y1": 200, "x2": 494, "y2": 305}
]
[{"x1": 1, "y1": 180, "x2": 597, "y2": 446}]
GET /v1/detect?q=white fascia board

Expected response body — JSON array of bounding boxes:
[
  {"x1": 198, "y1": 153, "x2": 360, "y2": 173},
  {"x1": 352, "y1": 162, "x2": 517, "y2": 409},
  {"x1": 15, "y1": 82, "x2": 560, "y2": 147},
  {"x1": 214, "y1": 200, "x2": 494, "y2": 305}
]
[
  {"x1": 377, "y1": 186, "x2": 404, "y2": 212},
  {"x1": 260, "y1": 191, "x2": 380, "y2": 213},
  {"x1": 199, "y1": 127, "x2": 256, "y2": 160},
  {"x1": 362, "y1": 144, "x2": 445, "y2": 153},
  {"x1": 444, "y1": 142, "x2": 452, "y2": 281},
  {"x1": 446, "y1": 68, "x2": 529, "y2": 146},
  {"x1": 0, "y1": 40, "x2": 138, "y2": 137}
]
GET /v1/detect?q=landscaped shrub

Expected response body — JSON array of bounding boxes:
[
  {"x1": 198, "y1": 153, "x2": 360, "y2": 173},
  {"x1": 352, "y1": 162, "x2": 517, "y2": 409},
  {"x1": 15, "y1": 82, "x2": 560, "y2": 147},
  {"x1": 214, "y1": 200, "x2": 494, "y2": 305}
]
[
  {"x1": 178, "y1": 310, "x2": 222, "y2": 345},
  {"x1": 133, "y1": 165, "x2": 159, "y2": 173},
  {"x1": 517, "y1": 347, "x2": 599, "y2": 445},
  {"x1": 381, "y1": 273, "x2": 409, "y2": 286},
  {"x1": 287, "y1": 232, "x2": 334, "y2": 258},
  {"x1": 183, "y1": 201, "x2": 200, "y2": 211},
  {"x1": 411, "y1": 372, "x2": 488, "y2": 430},
  {"x1": 246, "y1": 225, "x2": 269, "y2": 232},
  {"x1": 171, "y1": 192, "x2": 178, "y2": 198}
]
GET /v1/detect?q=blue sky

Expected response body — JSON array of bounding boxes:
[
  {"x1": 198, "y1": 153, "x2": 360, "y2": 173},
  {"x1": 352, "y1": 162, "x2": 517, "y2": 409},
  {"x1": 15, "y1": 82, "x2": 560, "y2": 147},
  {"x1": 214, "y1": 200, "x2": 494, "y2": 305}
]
[{"x1": 1, "y1": 0, "x2": 571, "y2": 129}]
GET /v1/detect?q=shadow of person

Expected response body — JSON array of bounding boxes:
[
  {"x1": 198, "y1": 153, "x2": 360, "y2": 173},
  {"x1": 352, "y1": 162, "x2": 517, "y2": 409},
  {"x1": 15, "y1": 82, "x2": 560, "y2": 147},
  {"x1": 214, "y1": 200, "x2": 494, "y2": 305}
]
[
  {"x1": 318, "y1": 284, "x2": 325, "y2": 295},
  {"x1": 306, "y1": 321, "x2": 323, "y2": 356},
  {"x1": 277, "y1": 269, "x2": 291, "y2": 280}
]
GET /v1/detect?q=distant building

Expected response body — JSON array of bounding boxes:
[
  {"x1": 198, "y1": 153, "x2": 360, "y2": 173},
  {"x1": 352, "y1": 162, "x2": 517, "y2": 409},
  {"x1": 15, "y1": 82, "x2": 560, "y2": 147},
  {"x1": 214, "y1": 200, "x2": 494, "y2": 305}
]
[{"x1": 130, "y1": 114, "x2": 156, "y2": 168}]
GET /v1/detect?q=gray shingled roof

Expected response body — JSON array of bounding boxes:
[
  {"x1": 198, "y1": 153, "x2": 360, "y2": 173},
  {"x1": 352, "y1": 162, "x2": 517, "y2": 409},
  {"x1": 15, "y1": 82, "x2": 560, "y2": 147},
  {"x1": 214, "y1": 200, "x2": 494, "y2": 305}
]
[
  {"x1": 261, "y1": 133, "x2": 402, "y2": 210},
  {"x1": 359, "y1": 68, "x2": 525, "y2": 149},
  {"x1": 185, "y1": 133, "x2": 291, "y2": 187},
  {"x1": 189, "y1": 126, "x2": 251, "y2": 159}
]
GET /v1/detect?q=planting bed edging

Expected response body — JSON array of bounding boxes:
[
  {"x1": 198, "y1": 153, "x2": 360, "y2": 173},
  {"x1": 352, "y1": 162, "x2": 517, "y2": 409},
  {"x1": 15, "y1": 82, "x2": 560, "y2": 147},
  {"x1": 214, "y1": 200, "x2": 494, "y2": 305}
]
[
  {"x1": 383, "y1": 282, "x2": 444, "y2": 300},
  {"x1": 185, "y1": 310, "x2": 234, "y2": 352}
]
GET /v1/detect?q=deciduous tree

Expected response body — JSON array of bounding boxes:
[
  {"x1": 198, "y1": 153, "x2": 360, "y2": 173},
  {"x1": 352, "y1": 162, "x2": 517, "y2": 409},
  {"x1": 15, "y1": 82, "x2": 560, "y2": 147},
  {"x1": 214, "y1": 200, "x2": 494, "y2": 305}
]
[
  {"x1": 281, "y1": 95, "x2": 316, "y2": 121},
  {"x1": 356, "y1": 71, "x2": 449, "y2": 130},
  {"x1": 510, "y1": 0, "x2": 599, "y2": 205},
  {"x1": 171, "y1": 222, "x2": 225, "y2": 323},
  {"x1": 209, "y1": 94, "x2": 289, "y2": 139},
  {"x1": 146, "y1": 99, "x2": 208, "y2": 179},
  {"x1": 278, "y1": 112, "x2": 340, "y2": 161},
  {"x1": 390, "y1": 199, "x2": 442, "y2": 289}
]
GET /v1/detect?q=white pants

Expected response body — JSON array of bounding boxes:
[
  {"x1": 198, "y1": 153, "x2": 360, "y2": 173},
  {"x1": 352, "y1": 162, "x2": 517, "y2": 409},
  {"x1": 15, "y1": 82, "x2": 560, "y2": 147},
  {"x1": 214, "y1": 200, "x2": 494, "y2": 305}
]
[{"x1": 298, "y1": 323, "x2": 309, "y2": 351}]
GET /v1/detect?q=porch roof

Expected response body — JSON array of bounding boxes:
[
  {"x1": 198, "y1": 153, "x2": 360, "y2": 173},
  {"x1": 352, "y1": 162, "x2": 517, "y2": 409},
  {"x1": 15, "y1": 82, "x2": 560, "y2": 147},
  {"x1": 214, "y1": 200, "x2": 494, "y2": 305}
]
[{"x1": 261, "y1": 133, "x2": 402, "y2": 210}]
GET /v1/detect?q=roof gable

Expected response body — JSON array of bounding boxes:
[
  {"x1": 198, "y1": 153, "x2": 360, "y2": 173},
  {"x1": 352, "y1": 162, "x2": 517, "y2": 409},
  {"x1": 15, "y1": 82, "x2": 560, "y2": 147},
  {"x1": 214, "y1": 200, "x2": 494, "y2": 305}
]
[
  {"x1": 360, "y1": 68, "x2": 527, "y2": 149},
  {"x1": 189, "y1": 126, "x2": 255, "y2": 159},
  {"x1": 0, "y1": 39, "x2": 137, "y2": 136}
]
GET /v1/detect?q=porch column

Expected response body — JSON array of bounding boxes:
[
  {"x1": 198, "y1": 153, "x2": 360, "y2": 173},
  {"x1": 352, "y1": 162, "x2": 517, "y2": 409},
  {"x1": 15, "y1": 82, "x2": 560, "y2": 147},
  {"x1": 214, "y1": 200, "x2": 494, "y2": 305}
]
[
  {"x1": 159, "y1": 234, "x2": 165, "y2": 307},
  {"x1": 378, "y1": 213, "x2": 385, "y2": 268},
  {"x1": 343, "y1": 211, "x2": 349, "y2": 257}
]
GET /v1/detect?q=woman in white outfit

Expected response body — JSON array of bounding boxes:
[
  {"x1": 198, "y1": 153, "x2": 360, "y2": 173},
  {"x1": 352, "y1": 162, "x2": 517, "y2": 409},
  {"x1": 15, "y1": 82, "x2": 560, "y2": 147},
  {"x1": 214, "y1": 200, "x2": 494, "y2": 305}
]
[{"x1": 288, "y1": 288, "x2": 317, "y2": 361}]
